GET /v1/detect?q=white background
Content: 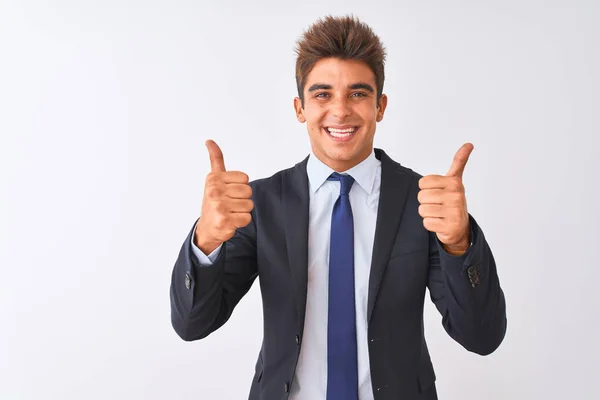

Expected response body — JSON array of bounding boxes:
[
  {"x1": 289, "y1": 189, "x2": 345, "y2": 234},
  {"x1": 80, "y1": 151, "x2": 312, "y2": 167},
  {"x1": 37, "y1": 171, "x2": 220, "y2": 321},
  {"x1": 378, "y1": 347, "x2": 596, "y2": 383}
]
[{"x1": 1, "y1": 0, "x2": 599, "y2": 399}]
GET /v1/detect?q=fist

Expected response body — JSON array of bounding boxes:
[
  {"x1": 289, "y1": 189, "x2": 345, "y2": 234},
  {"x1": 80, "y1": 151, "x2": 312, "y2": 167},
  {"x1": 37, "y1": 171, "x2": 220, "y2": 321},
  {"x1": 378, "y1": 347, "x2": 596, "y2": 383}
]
[
  {"x1": 195, "y1": 140, "x2": 254, "y2": 254},
  {"x1": 417, "y1": 143, "x2": 473, "y2": 251}
]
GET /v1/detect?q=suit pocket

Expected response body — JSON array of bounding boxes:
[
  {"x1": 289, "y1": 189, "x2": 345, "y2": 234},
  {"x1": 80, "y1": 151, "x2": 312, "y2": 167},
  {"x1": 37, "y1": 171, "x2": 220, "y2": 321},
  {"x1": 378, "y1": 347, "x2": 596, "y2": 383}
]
[{"x1": 389, "y1": 238, "x2": 428, "y2": 259}]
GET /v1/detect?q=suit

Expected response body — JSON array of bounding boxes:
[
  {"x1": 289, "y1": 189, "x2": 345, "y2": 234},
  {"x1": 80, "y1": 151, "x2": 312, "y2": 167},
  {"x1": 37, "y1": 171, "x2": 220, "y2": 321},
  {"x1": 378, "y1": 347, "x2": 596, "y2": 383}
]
[{"x1": 170, "y1": 147, "x2": 507, "y2": 399}]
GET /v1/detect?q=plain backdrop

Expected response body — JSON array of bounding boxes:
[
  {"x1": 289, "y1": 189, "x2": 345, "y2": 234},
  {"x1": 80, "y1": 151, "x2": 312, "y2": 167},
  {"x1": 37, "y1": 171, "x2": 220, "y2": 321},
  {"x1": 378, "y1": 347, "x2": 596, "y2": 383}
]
[{"x1": 1, "y1": 0, "x2": 599, "y2": 399}]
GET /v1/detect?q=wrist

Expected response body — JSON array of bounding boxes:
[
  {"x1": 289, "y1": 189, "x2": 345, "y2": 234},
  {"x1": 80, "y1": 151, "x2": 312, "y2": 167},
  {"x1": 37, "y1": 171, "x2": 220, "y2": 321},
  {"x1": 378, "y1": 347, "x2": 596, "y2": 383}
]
[
  {"x1": 442, "y1": 231, "x2": 470, "y2": 255},
  {"x1": 194, "y1": 222, "x2": 221, "y2": 254},
  {"x1": 194, "y1": 236, "x2": 222, "y2": 255},
  {"x1": 442, "y1": 242, "x2": 468, "y2": 256}
]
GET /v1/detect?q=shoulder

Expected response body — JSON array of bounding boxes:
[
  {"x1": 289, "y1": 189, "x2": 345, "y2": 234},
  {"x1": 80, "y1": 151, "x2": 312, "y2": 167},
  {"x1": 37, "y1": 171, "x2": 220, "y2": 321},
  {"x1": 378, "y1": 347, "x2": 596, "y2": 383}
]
[
  {"x1": 248, "y1": 159, "x2": 306, "y2": 197},
  {"x1": 377, "y1": 148, "x2": 424, "y2": 181}
]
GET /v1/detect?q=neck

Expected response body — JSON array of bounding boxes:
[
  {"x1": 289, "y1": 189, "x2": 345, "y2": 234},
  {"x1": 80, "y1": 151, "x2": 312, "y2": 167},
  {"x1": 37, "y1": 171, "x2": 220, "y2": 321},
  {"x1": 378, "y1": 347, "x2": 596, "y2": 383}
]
[{"x1": 313, "y1": 148, "x2": 372, "y2": 172}]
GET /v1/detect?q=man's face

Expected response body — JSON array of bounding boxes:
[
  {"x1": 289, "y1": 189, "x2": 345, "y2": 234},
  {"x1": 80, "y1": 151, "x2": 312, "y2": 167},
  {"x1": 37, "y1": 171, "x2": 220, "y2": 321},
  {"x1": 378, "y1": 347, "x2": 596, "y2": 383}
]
[{"x1": 294, "y1": 57, "x2": 387, "y2": 172}]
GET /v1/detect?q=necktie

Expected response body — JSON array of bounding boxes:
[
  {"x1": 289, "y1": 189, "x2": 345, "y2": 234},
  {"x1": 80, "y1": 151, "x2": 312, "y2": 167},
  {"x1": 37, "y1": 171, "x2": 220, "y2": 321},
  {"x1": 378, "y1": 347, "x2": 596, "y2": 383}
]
[{"x1": 326, "y1": 172, "x2": 358, "y2": 400}]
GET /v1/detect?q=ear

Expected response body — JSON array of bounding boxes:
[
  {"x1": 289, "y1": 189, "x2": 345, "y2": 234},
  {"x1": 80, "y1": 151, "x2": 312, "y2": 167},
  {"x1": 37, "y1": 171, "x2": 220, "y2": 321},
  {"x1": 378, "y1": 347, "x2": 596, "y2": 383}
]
[
  {"x1": 294, "y1": 97, "x2": 306, "y2": 123},
  {"x1": 376, "y1": 94, "x2": 388, "y2": 122}
]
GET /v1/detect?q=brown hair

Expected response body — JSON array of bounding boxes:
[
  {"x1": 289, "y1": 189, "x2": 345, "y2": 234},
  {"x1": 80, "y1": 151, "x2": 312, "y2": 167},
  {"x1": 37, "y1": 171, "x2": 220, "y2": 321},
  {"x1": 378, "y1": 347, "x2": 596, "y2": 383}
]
[{"x1": 294, "y1": 15, "x2": 387, "y2": 107}]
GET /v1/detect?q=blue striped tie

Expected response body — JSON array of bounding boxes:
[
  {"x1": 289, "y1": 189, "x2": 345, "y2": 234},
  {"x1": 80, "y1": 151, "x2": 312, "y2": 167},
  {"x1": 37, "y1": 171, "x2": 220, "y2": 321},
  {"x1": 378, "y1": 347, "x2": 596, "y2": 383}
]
[{"x1": 326, "y1": 172, "x2": 358, "y2": 400}]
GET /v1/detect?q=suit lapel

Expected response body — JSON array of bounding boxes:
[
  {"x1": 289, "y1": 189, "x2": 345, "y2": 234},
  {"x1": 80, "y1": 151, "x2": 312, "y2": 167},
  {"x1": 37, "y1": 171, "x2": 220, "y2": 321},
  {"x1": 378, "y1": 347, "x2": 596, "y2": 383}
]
[
  {"x1": 283, "y1": 156, "x2": 310, "y2": 326},
  {"x1": 367, "y1": 148, "x2": 413, "y2": 322},
  {"x1": 282, "y1": 149, "x2": 413, "y2": 326}
]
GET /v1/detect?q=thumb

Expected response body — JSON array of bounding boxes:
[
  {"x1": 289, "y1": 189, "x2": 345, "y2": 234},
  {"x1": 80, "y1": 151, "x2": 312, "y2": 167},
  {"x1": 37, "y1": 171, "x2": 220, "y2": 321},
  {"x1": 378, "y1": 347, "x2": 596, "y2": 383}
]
[
  {"x1": 446, "y1": 142, "x2": 474, "y2": 178},
  {"x1": 206, "y1": 139, "x2": 226, "y2": 173}
]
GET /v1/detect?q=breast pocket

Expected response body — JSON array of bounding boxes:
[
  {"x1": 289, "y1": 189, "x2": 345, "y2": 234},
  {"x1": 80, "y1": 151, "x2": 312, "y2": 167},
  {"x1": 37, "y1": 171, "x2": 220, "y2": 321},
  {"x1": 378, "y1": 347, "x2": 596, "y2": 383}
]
[{"x1": 389, "y1": 238, "x2": 428, "y2": 259}]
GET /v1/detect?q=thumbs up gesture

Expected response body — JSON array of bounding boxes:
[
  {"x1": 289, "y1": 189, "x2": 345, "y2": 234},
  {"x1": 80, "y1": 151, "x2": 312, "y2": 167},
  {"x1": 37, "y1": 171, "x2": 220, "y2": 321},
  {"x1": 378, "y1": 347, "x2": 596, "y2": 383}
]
[
  {"x1": 417, "y1": 143, "x2": 474, "y2": 253},
  {"x1": 194, "y1": 140, "x2": 254, "y2": 254}
]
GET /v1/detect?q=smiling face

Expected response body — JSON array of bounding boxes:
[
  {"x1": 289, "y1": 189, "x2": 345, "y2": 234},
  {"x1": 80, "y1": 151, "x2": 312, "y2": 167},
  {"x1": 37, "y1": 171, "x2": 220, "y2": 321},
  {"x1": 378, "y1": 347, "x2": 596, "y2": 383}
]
[{"x1": 294, "y1": 57, "x2": 388, "y2": 172}]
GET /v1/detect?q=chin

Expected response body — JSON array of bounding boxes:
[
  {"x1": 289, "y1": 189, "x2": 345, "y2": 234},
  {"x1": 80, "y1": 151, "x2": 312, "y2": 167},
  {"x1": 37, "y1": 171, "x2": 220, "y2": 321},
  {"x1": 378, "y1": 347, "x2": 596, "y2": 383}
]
[{"x1": 324, "y1": 147, "x2": 358, "y2": 161}]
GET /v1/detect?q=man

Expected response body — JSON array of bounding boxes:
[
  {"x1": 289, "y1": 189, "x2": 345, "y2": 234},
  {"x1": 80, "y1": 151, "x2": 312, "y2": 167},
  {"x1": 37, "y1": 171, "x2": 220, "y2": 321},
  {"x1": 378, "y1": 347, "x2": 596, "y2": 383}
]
[{"x1": 170, "y1": 15, "x2": 506, "y2": 400}]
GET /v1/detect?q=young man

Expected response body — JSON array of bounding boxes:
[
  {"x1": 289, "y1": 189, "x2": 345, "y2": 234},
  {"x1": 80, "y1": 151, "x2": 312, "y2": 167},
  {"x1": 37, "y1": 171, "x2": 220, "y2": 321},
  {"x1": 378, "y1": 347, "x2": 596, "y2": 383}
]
[{"x1": 170, "y1": 15, "x2": 506, "y2": 400}]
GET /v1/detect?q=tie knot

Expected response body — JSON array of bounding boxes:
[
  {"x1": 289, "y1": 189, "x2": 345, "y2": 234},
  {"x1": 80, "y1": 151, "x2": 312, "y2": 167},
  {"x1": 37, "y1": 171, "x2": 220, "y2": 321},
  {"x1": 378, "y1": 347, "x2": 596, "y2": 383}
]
[{"x1": 327, "y1": 172, "x2": 355, "y2": 195}]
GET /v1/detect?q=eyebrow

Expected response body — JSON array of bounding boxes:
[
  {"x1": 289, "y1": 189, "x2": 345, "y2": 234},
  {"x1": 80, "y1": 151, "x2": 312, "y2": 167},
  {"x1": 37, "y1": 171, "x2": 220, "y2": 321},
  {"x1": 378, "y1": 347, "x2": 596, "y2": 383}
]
[
  {"x1": 348, "y1": 82, "x2": 375, "y2": 92},
  {"x1": 307, "y1": 82, "x2": 375, "y2": 93},
  {"x1": 307, "y1": 83, "x2": 333, "y2": 92}
]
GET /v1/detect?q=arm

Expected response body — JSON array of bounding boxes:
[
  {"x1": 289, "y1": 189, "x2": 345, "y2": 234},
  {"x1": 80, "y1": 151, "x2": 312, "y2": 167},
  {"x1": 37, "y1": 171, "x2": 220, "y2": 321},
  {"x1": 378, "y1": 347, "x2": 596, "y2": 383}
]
[
  {"x1": 170, "y1": 213, "x2": 258, "y2": 342},
  {"x1": 427, "y1": 214, "x2": 507, "y2": 355}
]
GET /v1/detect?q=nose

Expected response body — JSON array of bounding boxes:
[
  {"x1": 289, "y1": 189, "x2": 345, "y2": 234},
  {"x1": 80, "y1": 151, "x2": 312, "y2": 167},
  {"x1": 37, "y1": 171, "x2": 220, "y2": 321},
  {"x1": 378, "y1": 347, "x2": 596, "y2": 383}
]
[{"x1": 331, "y1": 96, "x2": 351, "y2": 119}]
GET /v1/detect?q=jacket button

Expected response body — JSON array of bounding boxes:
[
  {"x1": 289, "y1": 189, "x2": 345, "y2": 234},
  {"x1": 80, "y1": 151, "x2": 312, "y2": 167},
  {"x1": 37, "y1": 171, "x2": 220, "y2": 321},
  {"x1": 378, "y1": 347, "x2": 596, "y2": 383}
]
[
  {"x1": 284, "y1": 382, "x2": 289, "y2": 392},
  {"x1": 467, "y1": 265, "x2": 480, "y2": 287},
  {"x1": 295, "y1": 335, "x2": 300, "y2": 345},
  {"x1": 184, "y1": 272, "x2": 192, "y2": 290}
]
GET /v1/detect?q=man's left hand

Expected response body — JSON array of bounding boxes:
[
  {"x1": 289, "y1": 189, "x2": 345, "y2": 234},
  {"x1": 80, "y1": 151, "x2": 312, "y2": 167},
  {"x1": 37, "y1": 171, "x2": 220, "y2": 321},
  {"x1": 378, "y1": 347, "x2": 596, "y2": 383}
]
[{"x1": 418, "y1": 143, "x2": 474, "y2": 253}]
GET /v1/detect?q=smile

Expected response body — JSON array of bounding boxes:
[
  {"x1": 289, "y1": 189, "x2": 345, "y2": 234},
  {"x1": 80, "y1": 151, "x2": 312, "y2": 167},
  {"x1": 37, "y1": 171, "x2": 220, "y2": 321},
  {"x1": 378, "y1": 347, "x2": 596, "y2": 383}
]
[{"x1": 323, "y1": 126, "x2": 358, "y2": 142}]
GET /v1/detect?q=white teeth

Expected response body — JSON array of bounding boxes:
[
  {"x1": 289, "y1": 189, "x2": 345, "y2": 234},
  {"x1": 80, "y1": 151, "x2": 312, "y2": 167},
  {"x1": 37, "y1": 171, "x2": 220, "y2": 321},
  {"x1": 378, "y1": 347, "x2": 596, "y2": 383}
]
[
  {"x1": 327, "y1": 127, "x2": 355, "y2": 133},
  {"x1": 326, "y1": 127, "x2": 356, "y2": 138}
]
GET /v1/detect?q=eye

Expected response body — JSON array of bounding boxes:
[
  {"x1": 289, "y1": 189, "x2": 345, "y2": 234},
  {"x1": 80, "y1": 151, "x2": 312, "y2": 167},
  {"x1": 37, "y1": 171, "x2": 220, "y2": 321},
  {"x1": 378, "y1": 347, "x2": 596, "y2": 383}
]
[
  {"x1": 315, "y1": 92, "x2": 330, "y2": 99},
  {"x1": 351, "y1": 92, "x2": 368, "y2": 98}
]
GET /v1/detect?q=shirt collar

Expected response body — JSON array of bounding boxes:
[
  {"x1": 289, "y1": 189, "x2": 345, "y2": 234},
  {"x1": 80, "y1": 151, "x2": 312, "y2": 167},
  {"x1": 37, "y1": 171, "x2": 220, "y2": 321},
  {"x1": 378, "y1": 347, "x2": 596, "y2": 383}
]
[{"x1": 307, "y1": 149, "x2": 379, "y2": 195}]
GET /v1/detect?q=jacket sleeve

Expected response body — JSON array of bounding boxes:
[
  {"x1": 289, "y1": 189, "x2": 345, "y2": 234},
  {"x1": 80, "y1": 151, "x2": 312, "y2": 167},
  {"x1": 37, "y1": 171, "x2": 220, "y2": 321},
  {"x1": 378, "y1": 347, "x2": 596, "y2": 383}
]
[
  {"x1": 169, "y1": 199, "x2": 258, "y2": 342},
  {"x1": 427, "y1": 214, "x2": 507, "y2": 355}
]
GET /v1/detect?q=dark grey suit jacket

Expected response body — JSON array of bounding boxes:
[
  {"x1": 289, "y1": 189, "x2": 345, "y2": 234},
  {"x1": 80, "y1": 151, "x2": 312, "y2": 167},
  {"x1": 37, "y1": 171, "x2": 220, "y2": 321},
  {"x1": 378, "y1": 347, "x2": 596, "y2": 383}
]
[{"x1": 170, "y1": 148, "x2": 507, "y2": 400}]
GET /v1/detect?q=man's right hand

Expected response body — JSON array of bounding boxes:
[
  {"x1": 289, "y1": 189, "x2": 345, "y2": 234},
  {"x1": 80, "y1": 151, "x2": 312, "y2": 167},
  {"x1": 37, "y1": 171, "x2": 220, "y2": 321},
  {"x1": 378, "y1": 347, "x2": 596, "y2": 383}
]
[{"x1": 194, "y1": 140, "x2": 254, "y2": 254}]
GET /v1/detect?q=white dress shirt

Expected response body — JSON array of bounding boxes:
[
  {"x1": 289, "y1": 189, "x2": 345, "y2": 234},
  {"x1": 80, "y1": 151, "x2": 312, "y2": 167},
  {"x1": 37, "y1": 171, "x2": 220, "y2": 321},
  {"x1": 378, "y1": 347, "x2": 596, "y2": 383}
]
[{"x1": 191, "y1": 149, "x2": 381, "y2": 400}]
